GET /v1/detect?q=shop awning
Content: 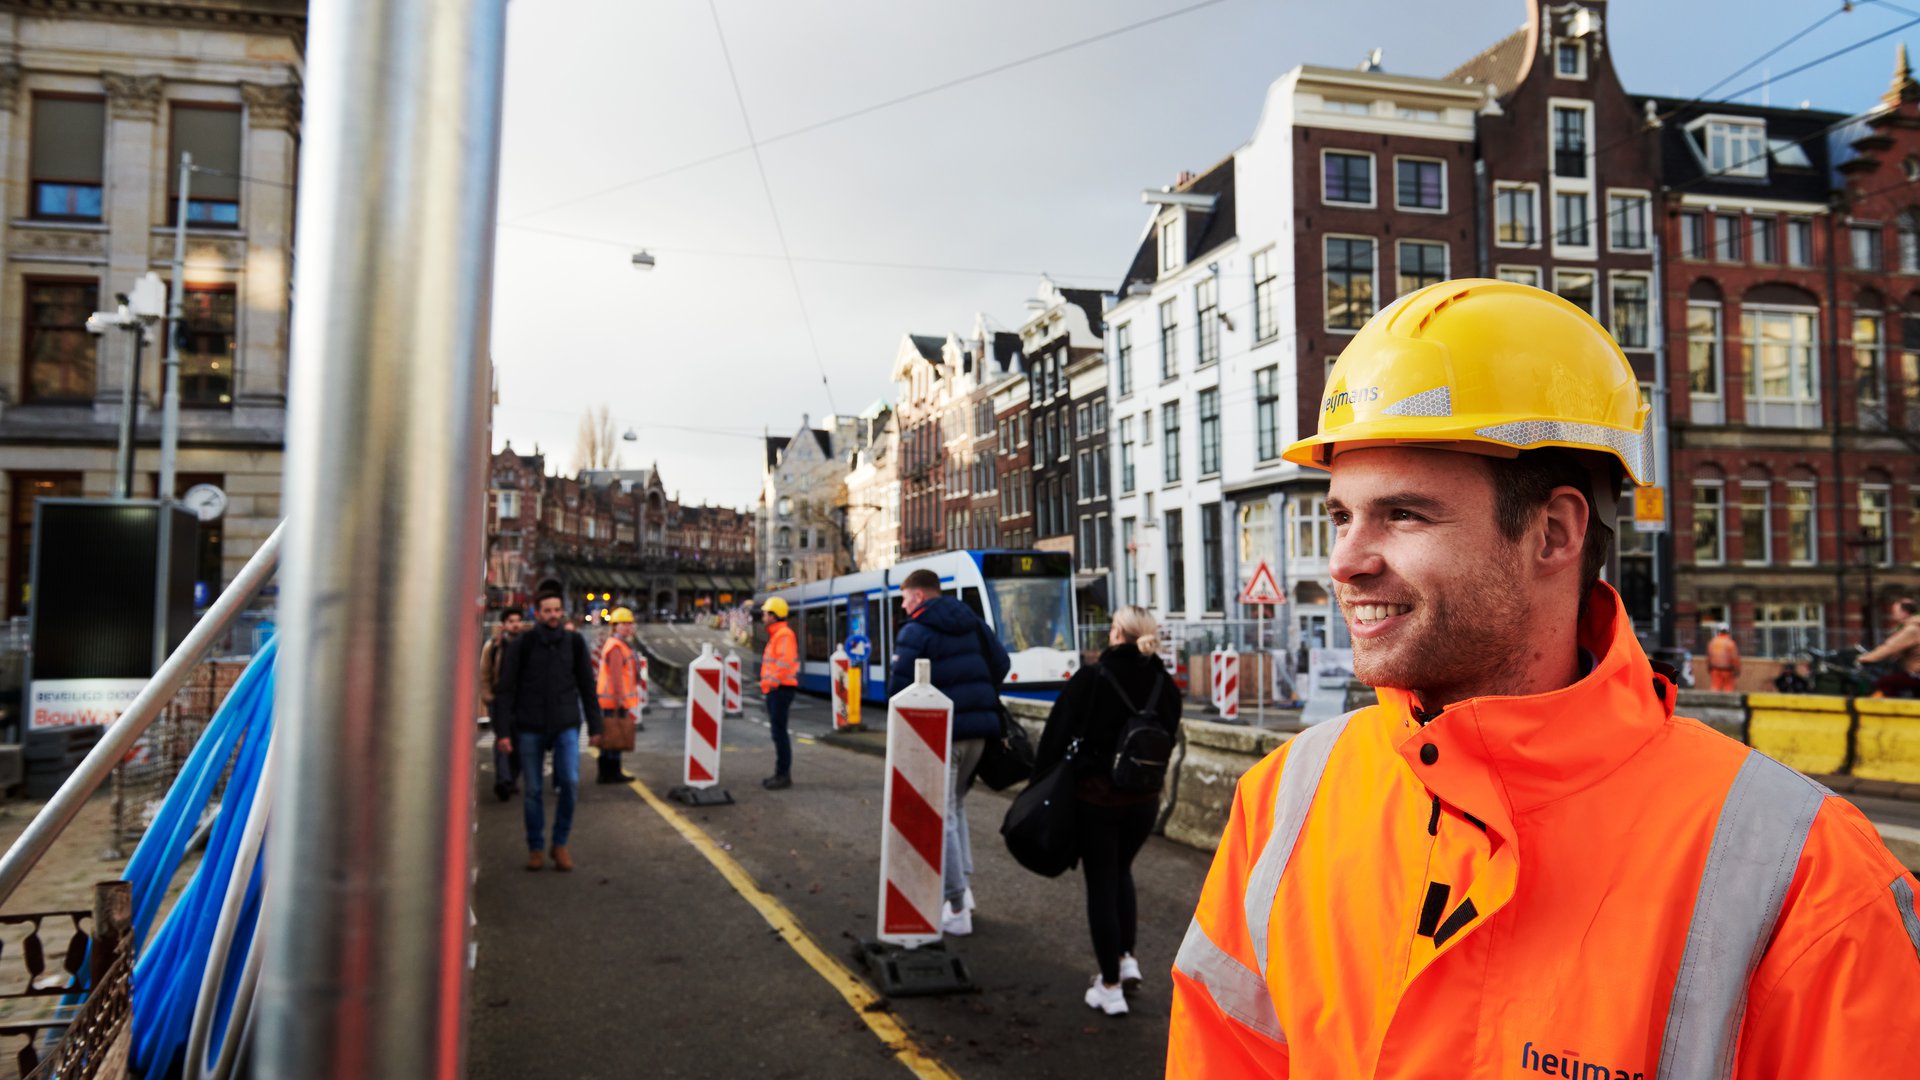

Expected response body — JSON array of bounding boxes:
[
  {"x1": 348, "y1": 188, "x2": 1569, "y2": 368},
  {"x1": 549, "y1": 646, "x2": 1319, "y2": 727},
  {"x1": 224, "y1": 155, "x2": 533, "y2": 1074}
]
[{"x1": 674, "y1": 574, "x2": 698, "y2": 591}]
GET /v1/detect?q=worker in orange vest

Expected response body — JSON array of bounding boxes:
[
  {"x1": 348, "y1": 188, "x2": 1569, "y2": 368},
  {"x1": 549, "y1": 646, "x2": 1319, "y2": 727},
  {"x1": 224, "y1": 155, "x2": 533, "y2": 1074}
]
[
  {"x1": 595, "y1": 608, "x2": 641, "y2": 784},
  {"x1": 1706, "y1": 624, "x2": 1742, "y2": 693},
  {"x1": 758, "y1": 597, "x2": 800, "y2": 790},
  {"x1": 1167, "y1": 280, "x2": 1920, "y2": 1077}
]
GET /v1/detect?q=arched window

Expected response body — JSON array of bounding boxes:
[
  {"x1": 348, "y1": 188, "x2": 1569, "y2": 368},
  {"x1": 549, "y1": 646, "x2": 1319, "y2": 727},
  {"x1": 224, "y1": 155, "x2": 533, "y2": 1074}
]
[
  {"x1": 1691, "y1": 465, "x2": 1728, "y2": 567},
  {"x1": 1738, "y1": 465, "x2": 1773, "y2": 566},
  {"x1": 776, "y1": 526, "x2": 792, "y2": 549},
  {"x1": 1686, "y1": 279, "x2": 1725, "y2": 424},
  {"x1": 1898, "y1": 208, "x2": 1920, "y2": 273}
]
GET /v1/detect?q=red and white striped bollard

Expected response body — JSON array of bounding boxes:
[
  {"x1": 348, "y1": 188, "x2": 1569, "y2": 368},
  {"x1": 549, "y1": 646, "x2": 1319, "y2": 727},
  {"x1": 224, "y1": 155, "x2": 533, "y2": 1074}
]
[
  {"x1": 877, "y1": 658, "x2": 952, "y2": 948},
  {"x1": 724, "y1": 651, "x2": 743, "y2": 716},
  {"x1": 669, "y1": 644, "x2": 732, "y2": 805},
  {"x1": 830, "y1": 645, "x2": 850, "y2": 729},
  {"x1": 1219, "y1": 646, "x2": 1240, "y2": 722}
]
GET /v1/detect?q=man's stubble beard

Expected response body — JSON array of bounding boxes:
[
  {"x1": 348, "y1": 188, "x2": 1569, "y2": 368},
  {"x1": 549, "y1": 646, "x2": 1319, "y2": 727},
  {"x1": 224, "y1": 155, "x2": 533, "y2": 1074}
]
[{"x1": 1350, "y1": 540, "x2": 1536, "y2": 703}]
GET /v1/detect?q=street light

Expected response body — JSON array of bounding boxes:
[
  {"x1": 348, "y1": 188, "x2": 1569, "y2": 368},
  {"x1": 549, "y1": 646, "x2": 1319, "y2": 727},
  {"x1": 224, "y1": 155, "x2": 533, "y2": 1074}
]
[{"x1": 630, "y1": 250, "x2": 656, "y2": 271}]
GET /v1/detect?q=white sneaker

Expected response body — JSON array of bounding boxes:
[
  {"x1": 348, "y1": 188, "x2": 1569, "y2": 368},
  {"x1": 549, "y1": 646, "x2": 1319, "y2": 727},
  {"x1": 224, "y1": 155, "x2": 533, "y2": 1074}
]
[
  {"x1": 962, "y1": 886, "x2": 976, "y2": 912},
  {"x1": 1084, "y1": 976, "x2": 1128, "y2": 1016},
  {"x1": 1119, "y1": 954, "x2": 1142, "y2": 992},
  {"x1": 941, "y1": 903, "x2": 973, "y2": 937}
]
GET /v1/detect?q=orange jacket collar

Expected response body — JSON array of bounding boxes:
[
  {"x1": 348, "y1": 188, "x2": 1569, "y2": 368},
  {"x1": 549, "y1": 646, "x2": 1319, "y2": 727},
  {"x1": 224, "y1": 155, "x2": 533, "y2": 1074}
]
[{"x1": 1373, "y1": 583, "x2": 1674, "y2": 816}]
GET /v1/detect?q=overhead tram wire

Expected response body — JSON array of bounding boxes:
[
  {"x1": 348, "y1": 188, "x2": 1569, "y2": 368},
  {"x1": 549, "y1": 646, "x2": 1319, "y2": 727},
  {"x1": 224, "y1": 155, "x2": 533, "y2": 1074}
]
[
  {"x1": 707, "y1": 0, "x2": 839, "y2": 417},
  {"x1": 504, "y1": 0, "x2": 1233, "y2": 224}
]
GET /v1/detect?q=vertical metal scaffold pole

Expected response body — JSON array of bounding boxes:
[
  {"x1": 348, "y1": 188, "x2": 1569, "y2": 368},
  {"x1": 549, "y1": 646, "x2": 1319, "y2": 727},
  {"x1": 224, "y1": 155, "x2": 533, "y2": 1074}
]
[{"x1": 255, "y1": 1, "x2": 507, "y2": 1075}]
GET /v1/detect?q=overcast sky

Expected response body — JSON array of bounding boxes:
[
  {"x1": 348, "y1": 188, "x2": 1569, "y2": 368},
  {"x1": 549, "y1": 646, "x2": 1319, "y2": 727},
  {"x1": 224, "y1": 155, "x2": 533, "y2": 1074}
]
[{"x1": 489, "y1": 0, "x2": 1910, "y2": 509}]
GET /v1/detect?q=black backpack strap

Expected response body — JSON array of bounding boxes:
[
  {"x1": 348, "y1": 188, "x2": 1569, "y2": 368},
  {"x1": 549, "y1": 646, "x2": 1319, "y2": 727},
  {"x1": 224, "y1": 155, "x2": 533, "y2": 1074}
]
[{"x1": 1095, "y1": 664, "x2": 1142, "y2": 714}]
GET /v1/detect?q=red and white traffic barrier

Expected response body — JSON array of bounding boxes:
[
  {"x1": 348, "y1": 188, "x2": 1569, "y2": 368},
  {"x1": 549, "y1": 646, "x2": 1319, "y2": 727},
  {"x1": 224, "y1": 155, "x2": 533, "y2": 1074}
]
[
  {"x1": 723, "y1": 651, "x2": 743, "y2": 716},
  {"x1": 830, "y1": 645, "x2": 850, "y2": 729},
  {"x1": 636, "y1": 655, "x2": 650, "y2": 713},
  {"x1": 1209, "y1": 647, "x2": 1224, "y2": 711},
  {"x1": 685, "y1": 645, "x2": 724, "y2": 788},
  {"x1": 877, "y1": 659, "x2": 952, "y2": 948},
  {"x1": 1219, "y1": 646, "x2": 1240, "y2": 722}
]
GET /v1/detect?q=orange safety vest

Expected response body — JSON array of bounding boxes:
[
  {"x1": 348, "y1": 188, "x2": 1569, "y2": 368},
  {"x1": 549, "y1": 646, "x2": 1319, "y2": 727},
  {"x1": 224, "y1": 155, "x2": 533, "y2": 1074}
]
[
  {"x1": 760, "y1": 620, "x2": 798, "y2": 692},
  {"x1": 1168, "y1": 585, "x2": 1920, "y2": 1078},
  {"x1": 596, "y1": 636, "x2": 640, "y2": 714},
  {"x1": 1706, "y1": 632, "x2": 1740, "y2": 672}
]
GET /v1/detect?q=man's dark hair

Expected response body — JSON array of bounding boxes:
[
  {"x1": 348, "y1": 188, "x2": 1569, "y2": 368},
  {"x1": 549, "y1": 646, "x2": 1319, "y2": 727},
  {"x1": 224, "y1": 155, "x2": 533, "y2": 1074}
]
[
  {"x1": 1897, "y1": 598, "x2": 1919, "y2": 618},
  {"x1": 534, "y1": 588, "x2": 564, "y2": 608},
  {"x1": 901, "y1": 569, "x2": 942, "y2": 593},
  {"x1": 500, "y1": 608, "x2": 524, "y2": 622},
  {"x1": 1483, "y1": 449, "x2": 1614, "y2": 607}
]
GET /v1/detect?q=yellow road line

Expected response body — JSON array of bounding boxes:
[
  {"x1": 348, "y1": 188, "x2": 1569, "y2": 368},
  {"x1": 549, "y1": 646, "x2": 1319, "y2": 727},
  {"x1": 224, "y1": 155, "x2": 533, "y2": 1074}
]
[{"x1": 617, "y1": 762, "x2": 960, "y2": 1080}]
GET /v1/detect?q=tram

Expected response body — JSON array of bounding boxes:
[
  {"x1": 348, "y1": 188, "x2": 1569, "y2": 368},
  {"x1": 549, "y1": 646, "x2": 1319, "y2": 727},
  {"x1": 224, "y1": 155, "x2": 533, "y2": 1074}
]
[{"x1": 767, "y1": 550, "x2": 1079, "y2": 703}]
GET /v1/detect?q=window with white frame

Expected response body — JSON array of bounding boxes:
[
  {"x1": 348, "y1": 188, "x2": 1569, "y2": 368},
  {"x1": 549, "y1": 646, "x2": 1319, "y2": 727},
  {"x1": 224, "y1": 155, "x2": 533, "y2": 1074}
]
[
  {"x1": 1714, "y1": 213, "x2": 1743, "y2": 262},
  {"x1": 1611, "y1": 274, "x2": 1650, "y2": 349},
  {"x1": 1198, "y1": 387, "x2": 1220, "y2": 476},
  {"x1": 1787, "y1": 482, "x2": 1817, "y2": 564},
  {"x1": 1119, "y1": 416, "x2": 1135, "y2": 492},
  {"x1": 1552, "y1": 105, "x2": 1589, "y2": 179},
  {"x1": 1326, "y1": 236, "x2": 1375, "y2": 330},
  {"x1": 1114, "y1": 323, "x2": 1132, "y2": 397},
  {"x1": 1252, "y1": 248, "x2": 1277, "y2": 342},
  {"x1": 1900, "y1": 211, "x2": 1920, "y2": 273},
  {"x1": 1159, "y1": 212, "x2": 1183, "y2": 273},
  {"x1": 1122, "y1": 517, "x2": 1137, "y2": 603},
  {"x1": 1255, "y1": 365, "x2": 1280, "y2": 462},
  {"x1": 1855, "y1": 311, "x2": 1886, "y2": 412},
  {"x1": 1692, "y1": 481, "x2": 1726, "y2": 566},
  {"x1": 1497, "y1": 265, "x2": 1541, "y2": 287},
  {"x1": 1740, "y1": 482, "x2": 1771, "y2": 566},
  {"x1": 1851, "y1": 224, "x2": 1884, "y2": 270},
  {"x1": 1162, "y1": 400, "x2": 1181, "y2": 482},
  {"x1": 1697, "y1": 117, "x2": 1768, "y2": 178},
  {"x1": 1196, "y1": 275, "x2": 1219, "y2": 366},
  {"x1": 1742, "y1": 307, "x2": 1820, "y2": 425},
  {"x1": 1496, "y1": 183, "x2": 1539, "y2": 246},
  {"x1": 1158, "y1": 297, "x2": 1179, "y2": 380},
  {"x1": 497, "y1": 489, "x2": 519, "y2": 521},
  {"x1": 1786, "y1": 217, "x2": 1814, "y2": 266},
  {"x1": 1395, "y1": 157, "x2": 1444, "y2": 211},
  {"x1": 1396, "y1": 240, "x2": 1447, "y2": 297},
  {"x1": 1555, "y1": 192, "x2": 1592, "y2": 248},
  {"x1": 1292, "y1": 495, "x2": 1331, "y2": 560},
  {"x1": 1687, "y1": 302, "x2": 1723, "y2": 420},
  {"x1": 1680, "y1": 210, "x2": 1706, "y2": 259},
  {"x1": 1323, "y1": 150, "x2": 1374, "y2": 206},
  {"x1": 1554, "y1": 269, "x2": 1596, "y2": 316},
  {"x1": 1754, "y1": 603, "x2": 1824, "y2": 659},
  {"x1": 1861, "y1": 484, "x2": 1894, "y2": 564},
  {"x1": 1556, "y1": 39, "x2": 1587, "y2": 79},
  {"x1": 1608, "y1": 191, "x2": 1649, "y2": 251},
  {"x1": 1752, "y1": 216, "x2": 1778, "y2": 263}
]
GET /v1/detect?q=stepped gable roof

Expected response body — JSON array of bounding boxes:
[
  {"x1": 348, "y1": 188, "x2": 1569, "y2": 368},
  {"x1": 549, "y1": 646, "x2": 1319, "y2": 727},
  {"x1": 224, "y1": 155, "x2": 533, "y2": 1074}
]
[{"x1": 1448, "y1": 26, "x2": 1527, "y2": 93}]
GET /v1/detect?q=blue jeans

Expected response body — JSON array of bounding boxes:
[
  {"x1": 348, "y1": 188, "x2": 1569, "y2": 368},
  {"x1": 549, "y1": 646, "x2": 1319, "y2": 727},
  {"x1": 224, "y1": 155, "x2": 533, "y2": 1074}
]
[
  {"x1": 517, "y1": 729, "x2": 579, "y2": 851},
  {"x1": 766, "y1": 686, "x2": 795, "y2": 776}
]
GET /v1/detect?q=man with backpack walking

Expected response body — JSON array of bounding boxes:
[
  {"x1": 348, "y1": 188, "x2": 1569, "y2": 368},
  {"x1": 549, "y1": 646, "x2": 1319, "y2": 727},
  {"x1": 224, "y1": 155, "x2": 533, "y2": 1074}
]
[
  {"x1": 494, "y1": 589, "x2": 602, "y2": 872},
  {"x1": 1033, "y1": 605, "x2": 1182, "y2": 1016},
  {"x1": 886, "y1": 568, "x2": 1011, "y2": 935}
]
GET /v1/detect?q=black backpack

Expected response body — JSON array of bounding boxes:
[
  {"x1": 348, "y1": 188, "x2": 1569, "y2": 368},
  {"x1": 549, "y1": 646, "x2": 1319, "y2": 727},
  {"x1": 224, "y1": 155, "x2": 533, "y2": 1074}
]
[{"x1": 1095, "y1": 665, "x2": 1175, "y2": 794}]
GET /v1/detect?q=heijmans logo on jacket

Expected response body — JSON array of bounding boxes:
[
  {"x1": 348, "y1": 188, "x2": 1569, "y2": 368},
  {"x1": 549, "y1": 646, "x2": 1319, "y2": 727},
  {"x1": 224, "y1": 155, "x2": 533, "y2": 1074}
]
[{"x1": 1520, "y1": 1041, "x2": 1642, "y2": 1080}]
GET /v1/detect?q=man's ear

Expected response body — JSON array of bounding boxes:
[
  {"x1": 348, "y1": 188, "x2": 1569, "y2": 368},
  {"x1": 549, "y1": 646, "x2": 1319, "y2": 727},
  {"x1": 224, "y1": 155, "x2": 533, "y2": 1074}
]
[{"x1": 1538, "y1": 485, "x2": 1589, "y2": 577}]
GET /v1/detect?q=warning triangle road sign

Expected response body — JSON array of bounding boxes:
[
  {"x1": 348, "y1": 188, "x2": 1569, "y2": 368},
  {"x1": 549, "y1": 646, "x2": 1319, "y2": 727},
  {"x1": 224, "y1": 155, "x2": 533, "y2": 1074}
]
[{"x1": 1239, "y1": 561, "x2": 1284, "y2": 606}]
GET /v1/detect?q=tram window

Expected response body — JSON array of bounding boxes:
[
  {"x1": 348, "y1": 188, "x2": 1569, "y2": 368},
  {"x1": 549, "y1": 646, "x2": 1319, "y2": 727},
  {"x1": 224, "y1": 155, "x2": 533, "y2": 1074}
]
[
  {"x1": 957, "y1": 586, "x2": 985, "y2": 622},
  {"x1": 891, "y1": 593, "x2": 910, "y2": 645},
  {"x1": 803, "y1": 607, "x2": 831, "y2": 661},
  {"x1": 865, "y1": 597, "x2": 882, "y2": 645}
]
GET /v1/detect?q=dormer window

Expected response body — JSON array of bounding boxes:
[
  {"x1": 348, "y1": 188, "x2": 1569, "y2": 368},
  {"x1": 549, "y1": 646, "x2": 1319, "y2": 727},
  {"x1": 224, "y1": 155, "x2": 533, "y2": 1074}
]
[
  {"x1": 1689, "y1": 116, "x2": 1768, "y2": 178},
  {"x1": 1158, "y1": 211, "x2": 1184, "y2": 273},
  {"x1": 1555, "y1": 40, "x2": 1587, "y2": 79}
]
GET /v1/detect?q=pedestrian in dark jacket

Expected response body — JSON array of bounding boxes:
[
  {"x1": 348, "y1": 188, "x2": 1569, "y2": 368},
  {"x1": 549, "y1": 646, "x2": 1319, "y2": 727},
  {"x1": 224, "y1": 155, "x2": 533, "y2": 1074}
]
[
  {"x1": 1034, "y1": 605, "x2": 1182, "y2": 1017},
  {"x1": 495, "y1": 589, "x2": 603, "y2": 873},
  {"x1": 886, "y1": 568, "x2": 1010, "y2": 935}
]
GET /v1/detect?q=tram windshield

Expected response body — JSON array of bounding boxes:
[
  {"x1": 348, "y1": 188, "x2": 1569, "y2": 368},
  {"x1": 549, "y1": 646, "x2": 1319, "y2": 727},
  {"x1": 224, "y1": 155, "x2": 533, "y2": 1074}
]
[{"x1": 981, "y1": 553, "x2": 1074, "y2": 653}]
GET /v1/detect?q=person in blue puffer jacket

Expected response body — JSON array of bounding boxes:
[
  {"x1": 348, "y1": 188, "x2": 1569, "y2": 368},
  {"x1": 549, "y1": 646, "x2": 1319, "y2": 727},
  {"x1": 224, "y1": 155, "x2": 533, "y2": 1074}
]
[{"x1": 886, "y1": 567, "x2": 1011, "y2": 935}]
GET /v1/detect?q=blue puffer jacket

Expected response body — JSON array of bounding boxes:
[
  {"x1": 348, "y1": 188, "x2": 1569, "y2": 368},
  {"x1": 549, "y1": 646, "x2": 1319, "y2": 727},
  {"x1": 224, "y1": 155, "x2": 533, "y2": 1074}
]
[{"x1": 886, "y1": 595, "x2": 1011, "y2": 740}]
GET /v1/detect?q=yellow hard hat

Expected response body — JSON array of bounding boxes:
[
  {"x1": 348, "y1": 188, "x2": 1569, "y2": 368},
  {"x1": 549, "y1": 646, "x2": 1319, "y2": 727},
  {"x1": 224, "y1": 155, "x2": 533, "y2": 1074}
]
[
  {"x1": 1284, "y1": 278, "x2": 1653, "y2": 486},
  {"x1": 763, "y1": 596, "x2": 789, "y2": 618},
  {"x1": 608, "y1": 607, "x2": 635, "y2": 624}
]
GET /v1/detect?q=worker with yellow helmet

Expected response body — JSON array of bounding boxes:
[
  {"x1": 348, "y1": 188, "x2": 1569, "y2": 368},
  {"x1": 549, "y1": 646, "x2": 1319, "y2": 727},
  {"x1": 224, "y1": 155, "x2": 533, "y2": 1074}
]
[
  {"x1": 757, "y1": 596, "x2": 799, "y2": 789},
  {"x1": 593, "y1": 606, "x2": 641, "y2": 785},
  {"x1": 1168, "y1": 280, "x2": 1919, "y2": 1077}
]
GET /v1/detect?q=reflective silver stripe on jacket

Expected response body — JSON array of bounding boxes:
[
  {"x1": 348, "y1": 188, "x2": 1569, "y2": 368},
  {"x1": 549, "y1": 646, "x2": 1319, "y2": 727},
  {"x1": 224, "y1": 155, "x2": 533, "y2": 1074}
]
[
  {"x1": 1173, "y1": 917, "x2": 1285, "y2": 1044},
  {"x1": 1245, "y1": 710, "x2": 1356, "y2": 973},
  {"x1": 1893, "y1": 876, "x2": 1920, "y2": 964},
  {"x1": 1656, "y1": 750, "x2": 1826, "y2": 1080}
]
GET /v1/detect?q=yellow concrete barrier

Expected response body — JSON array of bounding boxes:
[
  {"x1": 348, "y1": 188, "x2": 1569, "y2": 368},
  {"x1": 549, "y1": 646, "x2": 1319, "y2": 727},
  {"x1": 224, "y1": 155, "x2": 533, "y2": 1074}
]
[
  {"x1": 1850, "y1": 697, "x2": 1920, "y2": 784},
  {"x1": 1745, "y1": 693, "x2": 1850, "y2": 776}
]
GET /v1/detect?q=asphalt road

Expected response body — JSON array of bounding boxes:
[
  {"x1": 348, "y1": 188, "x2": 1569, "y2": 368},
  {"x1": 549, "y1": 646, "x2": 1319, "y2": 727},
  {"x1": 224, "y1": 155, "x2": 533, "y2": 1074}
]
[{"x1": 468, "y1": 691, "x2": 1207, "y2": 1079}]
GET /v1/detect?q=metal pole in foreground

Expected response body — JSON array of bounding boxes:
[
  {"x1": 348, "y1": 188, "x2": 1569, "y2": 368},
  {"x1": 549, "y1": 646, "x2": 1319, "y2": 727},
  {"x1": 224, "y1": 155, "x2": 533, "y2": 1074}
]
[{"x1": 255, "y1": 2, "x2": 507, "y2": 1076}]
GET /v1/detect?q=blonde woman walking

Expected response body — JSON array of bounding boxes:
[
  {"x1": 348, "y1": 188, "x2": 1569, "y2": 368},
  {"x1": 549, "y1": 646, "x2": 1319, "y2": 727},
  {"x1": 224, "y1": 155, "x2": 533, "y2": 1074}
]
[{"x1": 1032, "y1": 605, "x2": 1182, "y2": 1016}]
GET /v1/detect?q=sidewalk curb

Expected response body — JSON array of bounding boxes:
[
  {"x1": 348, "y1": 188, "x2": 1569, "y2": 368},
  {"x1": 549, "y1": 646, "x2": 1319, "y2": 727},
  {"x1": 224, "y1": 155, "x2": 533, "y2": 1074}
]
[{"x1": 816, "y1": 730, "x2": 887, "y2": 758}]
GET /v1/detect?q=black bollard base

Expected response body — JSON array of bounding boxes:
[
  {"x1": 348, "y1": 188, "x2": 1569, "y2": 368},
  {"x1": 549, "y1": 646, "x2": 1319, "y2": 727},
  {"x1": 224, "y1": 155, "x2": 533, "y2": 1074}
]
[
  {"x1": 668, "y1": 785, "x2": 735, "y2": 807},
  {"x1": 857, "y1": 939, "x2": 976, "y2": 997}
]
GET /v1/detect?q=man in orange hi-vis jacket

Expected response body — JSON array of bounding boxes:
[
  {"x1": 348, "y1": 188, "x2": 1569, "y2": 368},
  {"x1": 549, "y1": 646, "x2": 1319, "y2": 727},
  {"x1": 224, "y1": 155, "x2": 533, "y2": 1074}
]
[
  {"x1": 1167, "y1": 280, "x2": 1920, "y2": 1078},
  {"x1": 758, "y1": 597, "x2": 800, "y2": 790},
  {"x1": 595, "y1": 608, "x2": 641, "y2": 785}
]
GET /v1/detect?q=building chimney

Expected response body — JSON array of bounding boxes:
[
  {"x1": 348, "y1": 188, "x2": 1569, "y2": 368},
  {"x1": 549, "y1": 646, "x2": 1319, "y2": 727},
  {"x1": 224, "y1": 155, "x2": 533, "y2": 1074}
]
[{"x1": 1174, "y1": 169, "x2": 1196, "y2": 188}]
